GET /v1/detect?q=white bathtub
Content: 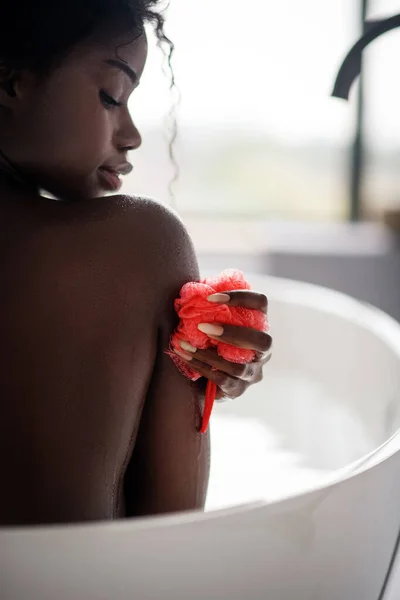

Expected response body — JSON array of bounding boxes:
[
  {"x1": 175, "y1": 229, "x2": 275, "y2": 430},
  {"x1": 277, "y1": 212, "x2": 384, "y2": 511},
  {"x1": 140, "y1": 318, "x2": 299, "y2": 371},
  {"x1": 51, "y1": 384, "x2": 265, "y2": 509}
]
[
  {"x1": 208, "y1": 275, "x2": 400, "y2": 510},
  {"x1": 2, "y1": 276, "x2": 400, "y2": 600}
]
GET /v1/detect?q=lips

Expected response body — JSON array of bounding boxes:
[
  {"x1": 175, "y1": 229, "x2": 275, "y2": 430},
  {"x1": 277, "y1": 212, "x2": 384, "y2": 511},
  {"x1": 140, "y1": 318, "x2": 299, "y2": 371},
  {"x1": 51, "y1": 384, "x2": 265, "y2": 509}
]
[
  {"x1": 98, "y1": 167, "x2": 122, "y2": 192},
  {"x1": 98, "y1": 163, "x2": 133, "y2": 192}
]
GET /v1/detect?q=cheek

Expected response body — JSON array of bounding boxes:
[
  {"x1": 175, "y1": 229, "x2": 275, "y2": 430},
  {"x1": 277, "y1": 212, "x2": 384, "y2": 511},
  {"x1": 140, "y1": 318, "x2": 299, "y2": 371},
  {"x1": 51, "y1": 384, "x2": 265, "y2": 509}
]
[{"x1": 22, "y1": 89, "x2": 113, "y2": 168}]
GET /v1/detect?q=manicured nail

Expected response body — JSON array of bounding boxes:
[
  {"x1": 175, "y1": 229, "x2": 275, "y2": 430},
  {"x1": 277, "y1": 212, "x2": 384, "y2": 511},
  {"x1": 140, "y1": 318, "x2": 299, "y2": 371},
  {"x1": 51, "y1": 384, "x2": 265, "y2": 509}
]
[
  {"x1": 174, "y1": 348, "x2": 193, "y2": 361},
  {"x1": 207, "y1": 293, "x2": 230, "y2": 304},
  {"x1": 198, "y1": 323, "x2": 224, "y2": 336},
  {"x1": 180, "y1": 341, "x2": 197, "y2": 353}
]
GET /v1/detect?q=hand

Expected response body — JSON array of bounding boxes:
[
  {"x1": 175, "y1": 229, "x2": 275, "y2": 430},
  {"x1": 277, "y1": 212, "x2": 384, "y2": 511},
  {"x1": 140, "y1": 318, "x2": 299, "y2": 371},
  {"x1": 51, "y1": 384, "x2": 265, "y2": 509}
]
[{"x1": 173, "y1": 290, "x2": 272, "y2": 400}]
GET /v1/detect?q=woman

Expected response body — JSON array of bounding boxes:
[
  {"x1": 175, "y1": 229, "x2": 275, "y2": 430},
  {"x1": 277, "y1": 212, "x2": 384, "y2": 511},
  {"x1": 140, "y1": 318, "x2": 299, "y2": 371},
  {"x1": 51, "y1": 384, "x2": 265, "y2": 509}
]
[{"x1": 0, "y1": 0, "x2": 272, "y2": 525}]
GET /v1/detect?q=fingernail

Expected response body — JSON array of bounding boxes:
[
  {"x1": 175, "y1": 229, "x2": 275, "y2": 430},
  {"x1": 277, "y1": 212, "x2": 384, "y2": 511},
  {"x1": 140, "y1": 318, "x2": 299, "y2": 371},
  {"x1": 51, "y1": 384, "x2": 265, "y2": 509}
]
[
  {"x1": 180, "y1": 340, "x2": 197, "y2": 353},
  {"x1": 198, "y1": 323, "x2": 224, "y2": 336},
  {"x1": 207, "y1": 293, "x2": 230, "y2": 304},
  {"x1": 174, "y1": 348, "x2": 193, "y2": 361}
]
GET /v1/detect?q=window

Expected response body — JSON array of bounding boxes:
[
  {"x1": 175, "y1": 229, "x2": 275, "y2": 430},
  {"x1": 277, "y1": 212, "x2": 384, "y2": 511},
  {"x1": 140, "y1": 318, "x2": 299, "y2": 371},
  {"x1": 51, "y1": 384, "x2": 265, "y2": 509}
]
[
  {"x1": 363, "y1": 0, "x2": 400, "y2": 219},
  {"x1": 121, "y1": 1, "x2": 362, "y2": 221}
]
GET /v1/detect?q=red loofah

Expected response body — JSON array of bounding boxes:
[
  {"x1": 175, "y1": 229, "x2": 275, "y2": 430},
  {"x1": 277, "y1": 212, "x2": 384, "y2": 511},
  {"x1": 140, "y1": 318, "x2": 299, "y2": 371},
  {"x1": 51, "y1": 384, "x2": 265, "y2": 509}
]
[{"x1": 167, "y1": 270, "x2": 269, "y2": 432}]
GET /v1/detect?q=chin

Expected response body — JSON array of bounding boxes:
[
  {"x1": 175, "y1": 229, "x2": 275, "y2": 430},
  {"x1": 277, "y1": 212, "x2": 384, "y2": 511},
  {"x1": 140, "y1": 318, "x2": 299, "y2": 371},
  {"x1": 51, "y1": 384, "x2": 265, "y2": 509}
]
[
  {"x1": 42, "y1": 179, "x2": 98, "y2": 202},
  {"x1": 39, "y1": 168, "x2": 116, "y2": 201}
]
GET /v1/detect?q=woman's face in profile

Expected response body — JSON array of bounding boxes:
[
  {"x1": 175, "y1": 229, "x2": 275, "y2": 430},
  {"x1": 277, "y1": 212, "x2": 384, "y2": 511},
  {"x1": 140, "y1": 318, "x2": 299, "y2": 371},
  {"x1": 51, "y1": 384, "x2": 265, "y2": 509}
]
[{"x1": 1, "y1": 28, "x2": 148, "y2": 201}]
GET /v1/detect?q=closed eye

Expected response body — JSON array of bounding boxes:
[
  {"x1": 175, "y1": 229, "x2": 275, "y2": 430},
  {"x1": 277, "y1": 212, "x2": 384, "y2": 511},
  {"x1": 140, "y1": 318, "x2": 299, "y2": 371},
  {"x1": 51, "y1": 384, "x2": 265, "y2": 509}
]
[{"x1": 99, "y1": 90, "x2": 123, "y2": 109}]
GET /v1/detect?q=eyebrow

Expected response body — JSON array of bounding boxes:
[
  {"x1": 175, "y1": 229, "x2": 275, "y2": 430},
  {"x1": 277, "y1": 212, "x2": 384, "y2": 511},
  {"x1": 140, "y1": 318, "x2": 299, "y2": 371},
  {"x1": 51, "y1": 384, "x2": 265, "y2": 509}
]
[{"x1": 104, "y1": 59, "x2": 137, "y2": 84}]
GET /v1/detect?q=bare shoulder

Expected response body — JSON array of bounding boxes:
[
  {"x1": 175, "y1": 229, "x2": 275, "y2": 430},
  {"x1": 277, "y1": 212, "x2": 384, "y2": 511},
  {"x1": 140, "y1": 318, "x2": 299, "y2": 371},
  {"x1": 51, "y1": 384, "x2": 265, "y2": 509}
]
[
  {"x1": 24, "y1": 192, "x2": 200, "y2": 319},
  {"x1": 111, "y1": 195, "x2": 194, "y2": 252},
  {"x1": 108, "y1": 195, "x2": 200, "y2": 292}
]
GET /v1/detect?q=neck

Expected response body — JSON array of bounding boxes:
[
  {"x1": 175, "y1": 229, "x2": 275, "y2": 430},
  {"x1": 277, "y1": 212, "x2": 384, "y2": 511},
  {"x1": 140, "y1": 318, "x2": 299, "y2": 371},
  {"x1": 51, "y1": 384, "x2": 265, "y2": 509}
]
[{"x1": 0, "y1": 148, "x2": 39, "y2": 194}]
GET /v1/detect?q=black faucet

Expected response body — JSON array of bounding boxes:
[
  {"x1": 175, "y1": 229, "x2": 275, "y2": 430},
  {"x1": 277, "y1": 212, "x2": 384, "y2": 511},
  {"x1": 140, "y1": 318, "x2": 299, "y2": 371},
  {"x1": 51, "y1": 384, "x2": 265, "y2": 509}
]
[{"x1": 332, "y1": 14, "x2": 400, "y2": 100}]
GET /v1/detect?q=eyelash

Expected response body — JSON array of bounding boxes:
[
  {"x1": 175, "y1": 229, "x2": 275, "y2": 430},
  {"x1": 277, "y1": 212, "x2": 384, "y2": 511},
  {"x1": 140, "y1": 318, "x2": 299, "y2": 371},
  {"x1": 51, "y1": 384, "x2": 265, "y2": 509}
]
[{"x1": 99, "y1": 90, "x2": 123, "y2": 109}]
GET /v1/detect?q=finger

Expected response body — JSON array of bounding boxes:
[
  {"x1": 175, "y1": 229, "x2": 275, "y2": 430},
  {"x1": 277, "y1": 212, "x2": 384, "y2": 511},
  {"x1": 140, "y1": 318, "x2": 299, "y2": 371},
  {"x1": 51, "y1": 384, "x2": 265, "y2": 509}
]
[
  {"x1": 254, "y1": 351, "x2": 273, "y2": 365},
  {"x1": 192, "y1": 375, "x2": 236, "y2": 403},
  {"x1": 179, "y1": 342, "x2": 266, "y2": 382},
  {"x1": 254, "y1": 338, "x2": 273, "y2": 362},
  {"x1": 193, "y1": 347, "x2": 260, "y2": 382},
  {"x1": 215, "y1": 383, "x2": 249, "y2": 402},
  {"x1": 198, "y1": 323, "x2": 272, "y2": 353},
  {"x1": 174, "y1": 350, "x2": 245, "y2": 399},
  {"x1": 208, "y1": 290, "x2": 268, "y2": 314},
  {"x1": 187, "y1": 356, "x2": 236, "y2": 391},
  {"x1": 179, "y1": 344, "x2": 243, "y2": 377}
]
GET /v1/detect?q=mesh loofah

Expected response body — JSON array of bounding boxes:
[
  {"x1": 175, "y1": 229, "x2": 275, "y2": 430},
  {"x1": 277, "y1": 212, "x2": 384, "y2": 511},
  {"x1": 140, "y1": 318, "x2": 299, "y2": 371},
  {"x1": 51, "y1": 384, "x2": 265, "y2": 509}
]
[
  {"x1": 168, "y1": 269, "x2": 268, "y2": 380},
  {"x1": 167, "y1": 269, "x2": 269, "y2": 432}
]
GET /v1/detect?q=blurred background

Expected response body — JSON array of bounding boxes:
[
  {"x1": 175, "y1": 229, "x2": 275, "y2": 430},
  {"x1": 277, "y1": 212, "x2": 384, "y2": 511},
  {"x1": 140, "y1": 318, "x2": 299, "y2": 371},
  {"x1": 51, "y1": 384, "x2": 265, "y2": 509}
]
[{"x1": 120, "y1": 0, "x2": 400, "y2": 323}]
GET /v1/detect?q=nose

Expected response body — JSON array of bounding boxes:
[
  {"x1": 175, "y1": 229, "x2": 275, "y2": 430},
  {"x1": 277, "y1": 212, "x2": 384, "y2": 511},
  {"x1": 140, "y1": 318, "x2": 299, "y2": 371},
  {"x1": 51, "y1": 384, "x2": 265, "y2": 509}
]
[{"x1": 116, "y1": 108, "x2": 142, "y2": 152}]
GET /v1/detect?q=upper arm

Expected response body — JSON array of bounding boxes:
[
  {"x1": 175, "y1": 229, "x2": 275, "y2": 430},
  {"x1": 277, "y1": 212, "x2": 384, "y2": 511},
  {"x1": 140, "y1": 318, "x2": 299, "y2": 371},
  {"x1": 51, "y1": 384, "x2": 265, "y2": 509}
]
[{"x1": 124, "y1": 202, "x2": 210, "y2": 517}]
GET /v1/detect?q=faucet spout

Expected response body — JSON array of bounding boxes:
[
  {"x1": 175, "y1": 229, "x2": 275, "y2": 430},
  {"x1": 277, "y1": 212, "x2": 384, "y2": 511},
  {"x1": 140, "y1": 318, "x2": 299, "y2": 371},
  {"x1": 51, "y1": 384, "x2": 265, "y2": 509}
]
[{"x1": 332, "y1": 14, "x2": 400, "y2": 100}]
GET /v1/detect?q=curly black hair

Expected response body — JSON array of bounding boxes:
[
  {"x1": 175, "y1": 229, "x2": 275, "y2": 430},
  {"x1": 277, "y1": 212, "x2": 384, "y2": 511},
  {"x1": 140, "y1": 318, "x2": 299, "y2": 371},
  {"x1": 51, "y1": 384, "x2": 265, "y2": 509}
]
[
  {"x1": 0, "y1": 0, "x2": 178, "y2": 200},
  {"x1": 0, "y1": 1, "x2": 172, "y2": 73}
]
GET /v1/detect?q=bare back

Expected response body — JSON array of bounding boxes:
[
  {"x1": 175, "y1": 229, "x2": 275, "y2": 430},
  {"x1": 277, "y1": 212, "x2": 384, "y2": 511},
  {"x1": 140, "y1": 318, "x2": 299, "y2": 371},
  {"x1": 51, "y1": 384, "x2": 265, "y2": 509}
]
[{"x1": 0, "y1": 182, "x2": 209, "y2": 525}]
